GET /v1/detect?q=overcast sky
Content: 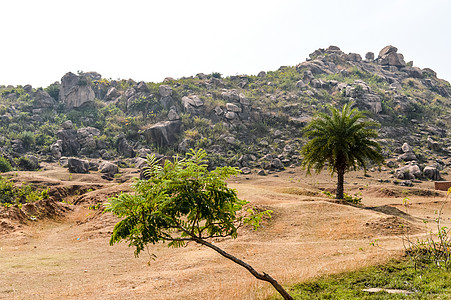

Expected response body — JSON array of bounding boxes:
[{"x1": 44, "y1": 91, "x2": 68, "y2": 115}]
[{"x1": 1, "y1": 0, "x2": 450, "y2": 87}]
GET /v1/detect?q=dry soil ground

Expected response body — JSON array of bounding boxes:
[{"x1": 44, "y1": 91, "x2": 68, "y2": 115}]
[{"x1": 1, "y1": 164, "x2": 450, "y2": 299}]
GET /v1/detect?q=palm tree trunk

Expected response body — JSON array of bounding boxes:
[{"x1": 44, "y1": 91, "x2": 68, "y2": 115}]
[{"x1": 336, "y1": 168, "x2": 345, "y2": 200}]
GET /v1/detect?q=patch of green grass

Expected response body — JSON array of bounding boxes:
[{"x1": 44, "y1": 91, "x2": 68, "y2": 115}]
[{"x1": 273, "y1": 259, "x2": 451, "y2": 299}]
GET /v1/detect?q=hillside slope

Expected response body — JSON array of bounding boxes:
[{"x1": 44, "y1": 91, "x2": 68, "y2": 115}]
[{"x1": 0, "y1": 45, "x2": 450, "y2": 177}]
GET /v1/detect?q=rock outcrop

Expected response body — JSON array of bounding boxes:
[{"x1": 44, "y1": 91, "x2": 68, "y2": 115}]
[
  {"x1": 68, "y1": 158, "x2": 89, "y2": 173},
  {"x1": 423, "y1": 166, "x2": 440, "y2": 180},
  {"x1": 144, "y1": 120, "x2": 181, "y2": 147},
  {"x1": 59, "y1": 72, "x2": 95, "y2": 109},
  {"x1": 377, "y1": 45, "x2": 406, "y2": 67},
  {"x1": 116, "y1": 134, "x2": 135, "y2": 158},
  {"x1": 57, "y1": 121, "x2": 80, "y2": 156}
]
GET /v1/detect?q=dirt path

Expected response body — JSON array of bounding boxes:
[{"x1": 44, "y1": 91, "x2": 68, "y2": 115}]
[{"x1": 1, "y1": 168, "x2": 449, "y2": 299}]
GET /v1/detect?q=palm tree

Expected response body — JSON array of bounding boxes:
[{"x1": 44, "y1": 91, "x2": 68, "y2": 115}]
[{"x1": 301, "y1": 102, "x2": 384, "y2": 199}]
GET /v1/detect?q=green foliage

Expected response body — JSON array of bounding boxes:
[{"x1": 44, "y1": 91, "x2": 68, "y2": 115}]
[
  {"x1": 0, "y1": 176, "x2": 49, "y2": 206},
  {"x1": 403, "y1": 191, "x2": 451, "y2": 270},
  {"x1": 301, "y1": 103, "x2": 383, "y2": 199},
  {"x1": 287, "y1": 259, "x2": 451, "y2": 299},
  {"x1": 322, "y1": 191, "x2": 362, "y2": 205},
  {"x1": 44, "y1": 83, "x2": 60, "y2": 100},
  {"x1": 0, "y1": 177, "x2": 16, "y2": 205},
  {"x1": 211, "y1": 72, "x2": 222, "y2": 79},
  {"x1": 20, "y1": 131, "x2": 35, "y2": 150},
  {"x1": 0, "y1": 157, "x2": 12, "y2": 173},
  {"x1": 106, "y1": 149, "x2": 267, "y2": 256},
  {"x1": 15, "y1": 156, "x2": 39, "y2": 171}
]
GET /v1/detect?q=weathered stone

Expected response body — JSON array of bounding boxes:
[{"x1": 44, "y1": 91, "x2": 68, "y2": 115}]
[
  {"x1": 379, "y1": 45, "x2": 398, "y2": 57},
  {"x1": 159, "y1": 85, "x2": 172, "y2": 97},
  {"x1": 257, "y1": 71, "x2": 266, "y2": 77},
  {"x1": 226, "y1": 103, "x2": 241, "y2": 112},
  {"x1": 386, "y1": 161, "x2": 398, "y2": 168},
  {"x1": 347, "y1": 53, "x2": 362, "y2": 62},
  {"x1": 82, "y1": 72, "x2": 101, "y2": 81},
  {"x1": 239, "y1": 93, "x2": 250, "y2": 105},
  {"x1": 427, "y1": 137, "x2": 440, "y2": 151},
  {"x1": 221, "y1": 90, "x2": 240, "y2": 102},
  {"x1": 327, "y1": 45, "x2": 341, "y2": 51},
  {"x1": 124, "y1": 87, "x2": 136, "y2": 98},
  {"x1": 168, "y1": 106, "x2": 180, "y2": 121},
  {"x1": 380, "y1": 52, "x2": 406, "y2": 67},
  {"x1": 23, "y1": 84, "x2": 33, "y2": 93},
  {"x1": 136, "y1": 148, "x2": 153, "y2": 158},
  {"x1": 61, "y1": 120, "x2": 74, "y2": 130},
  {"x1": 160, "y1": 96, "x2": 174, "y2": 109},
  {"x1": 104, "y1": 87, "x2": 120, "y2": 100},
  {"x1": 88, "y1": 161, "x2": 99, "y2": 171},
  {"x1": 134, "y1": 157, "x2": 148, "y2": 169},
  {"x1": 77, "y1": 127, "x2": 101, "y2": 151},
  {"x1": 33, "y1": 89, "x2": 56, "y2": 108},
  {"x1": 135, "y1": 81, "x2": 149, "y2": 93},
  {"x1": 296, "y1": 80, "x2": 306, "y2": 88},
  {"x1": 423, "y1": 166, "x2": 440, "y2": 180},
  {"x1": 299, "y1": 60, "x2": 330, "y2": 74},
  {"x1": 257, "y1": 169, "x2": 266, "y2": 176},
  {"x1": 365, "y1": 52, "x2": 374, "y2": 61},
  {"x1": 396, "y1": 165, "x2": 421, "y2": 179},
  {"x1": 50, "y1": 140, "x2": 63, "y2": 160},
  {"x1": 99, "y1": 161, "x2": 119, "y2": 176},
  {"x1": 405, "y1": 67, "x2": 423, "y2": 78},
  {"x1": 59, "y1": 72, "x2": 95, "y2": 109},
  {"x1": 398, "y1": 152, "x2": 417, "y2": 162},
  {"x1": 144, "y1": 120, "x2": 181, "y2": 148},
  {"x1": 214, "y1": 106, "x2": 223, "y2": 115},
  {"x1": 182, "y1": 95, "x2": 203, "y2": 114},
  {"x1": 196, "y1": 73, "x2": 208, "y2": 80},
  {"x1": 68, "y1": 158, "x2": 89, "y2": 174},
  {"x1": 59, "y1": 157, "x2": 69, "y2": 168},
  {"x1": 400, "y1": 180, "x2": 413, "y2": 187},
  {"x1": 401, "y1": 143, "x2": 412, "y2": 153},
  {"x1": 182, "y1": 95, "x2": 203, "y2": 107},
  {"x1": 57, "y1": 128, "x2": 80, "y2": 156},
  {"x1": 271, "y1": 158, "x2": 284, "y2": 169},
  {"x1": 224, "y1": 111, "x2": 236, "y2": 120},
  {"x1": 240, "y1": 167, "x2": 251, "y2": 174},
  {"x1": 117, "y1": 135, "x2": 135, "y2": 158}
]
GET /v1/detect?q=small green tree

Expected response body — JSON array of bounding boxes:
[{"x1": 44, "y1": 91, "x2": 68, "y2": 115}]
[
  {"x1": 20, "y1": 131, "x2": 35, "y2": 150},
  {"x1": 0, "y1": 157, "x2": 12, "y2": 173},
  {"x1": 106, "y1": 149, "x2": 293, "y2": 299},
  {"x1": 301, "y1": 103, "x2": 384, "y2": 199}
]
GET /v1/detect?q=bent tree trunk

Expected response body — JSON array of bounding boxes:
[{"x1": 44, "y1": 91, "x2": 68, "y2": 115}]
[
  {"x1": 195, "y1": 238, "x2": 293, "y2": 300},
  {"x1": 336, "y1": 167, "x2": 345, "y2": 200}
]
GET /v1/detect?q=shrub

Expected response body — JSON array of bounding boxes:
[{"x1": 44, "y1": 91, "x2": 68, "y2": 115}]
[
  {"x1": 0, "y1": 177, "x2": 15, "y2": 204},
  {"x1": 15, "y1": 156, "x2": 39, "y2": 171},
  {"x1": 20, "y1": 131, "x2": 35, "y2": 150},
  {"x1": 44, "y1": 83, "x2": 60, "y2": 100},
  {"x1": 0, "y1": 157, "x2": 12, "y2": 173}
]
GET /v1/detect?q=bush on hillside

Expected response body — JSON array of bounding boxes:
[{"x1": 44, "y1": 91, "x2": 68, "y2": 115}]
[{"x1": 0, "y1": 157, "x2": 12, "y2": 173}]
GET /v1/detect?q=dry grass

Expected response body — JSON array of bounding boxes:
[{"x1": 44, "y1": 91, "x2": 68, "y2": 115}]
[{"x1": 1, "y1": 165, "x2": 450, "y2": 299}]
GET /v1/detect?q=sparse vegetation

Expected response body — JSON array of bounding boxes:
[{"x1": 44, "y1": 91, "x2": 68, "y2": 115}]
[
  {"x1": 285, "y1": 259, "x2": 451, "y2": 299},
  {"x1": 107, "y1": 149, "x2": 292, "y2": 299},
  {"x1": 0, "y1": 157, "x2": 12, "y2": 173},
  {"x1": 0, "y1": 176, "x2": 49, "y2": 206}
]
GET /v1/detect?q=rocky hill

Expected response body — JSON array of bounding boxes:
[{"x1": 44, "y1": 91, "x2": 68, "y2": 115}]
[{"x1": 0, "y1": 45, "x2": 450, "y2": 182}]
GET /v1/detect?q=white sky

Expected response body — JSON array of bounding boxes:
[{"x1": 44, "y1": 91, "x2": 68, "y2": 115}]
[{"x1": 1, "y1": 0, "x2": 450, "y2": 87}]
